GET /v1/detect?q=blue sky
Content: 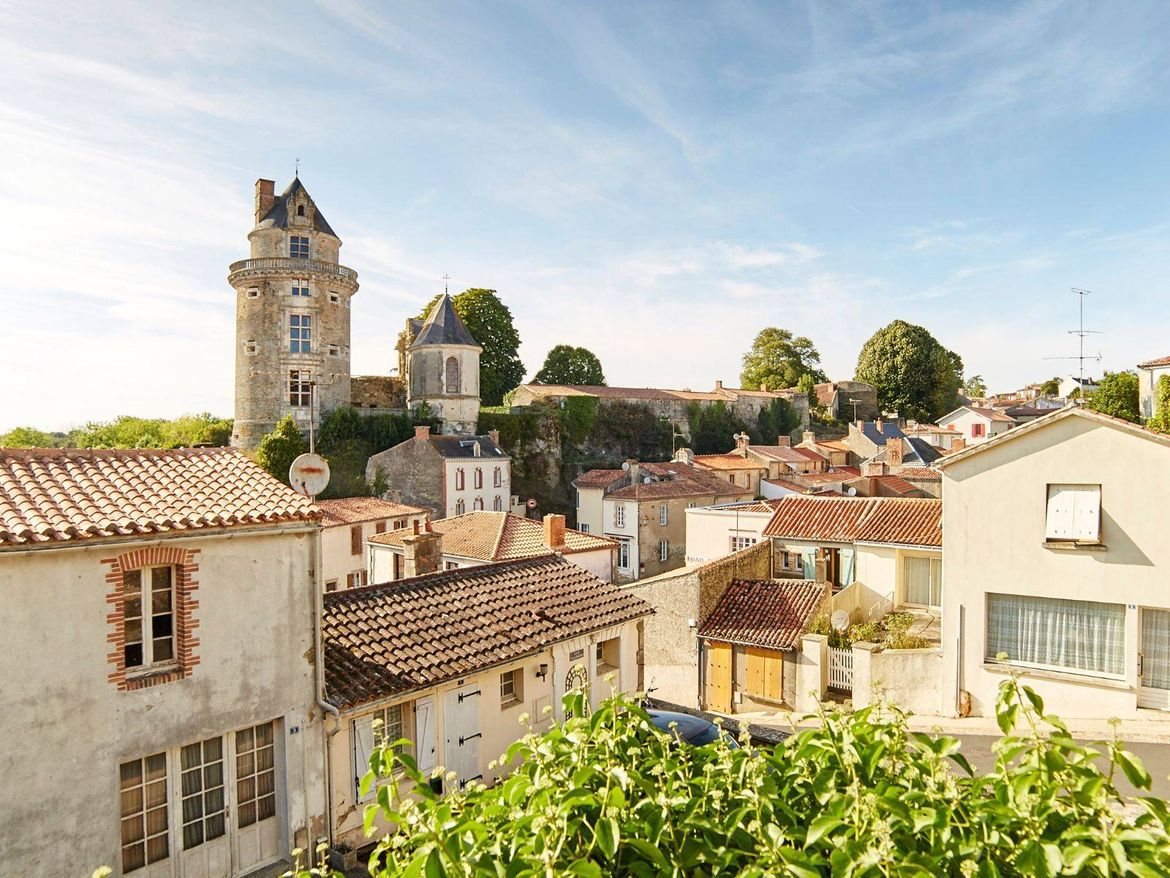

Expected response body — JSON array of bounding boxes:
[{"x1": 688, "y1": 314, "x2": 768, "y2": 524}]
[{"x1": 3, "y1": 0, "x2": 1170, "y2": 431}]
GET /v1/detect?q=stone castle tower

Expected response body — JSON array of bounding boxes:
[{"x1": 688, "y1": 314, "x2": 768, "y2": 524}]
[
  {"x1": 405, "y1": 294, "x2": 482, "y2": 435},
  {"x1": 228, "y1": 178, "x2": 359, "y2": 449}
]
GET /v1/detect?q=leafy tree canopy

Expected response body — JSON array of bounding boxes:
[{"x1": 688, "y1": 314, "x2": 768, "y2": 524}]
[
  {"x1": 533, "y1": 344, "x2": 606, "y2": 386},
  {"x1": 855, "y1": 320, "x2": 963, "y2": 422},
  {"x1": 1039, "y1": 376, "x2": 1061, "y2": 396},
  {"x1": 963, "y1": 374, "x2": 988, "y2": 399},
  {"x1": 254, "y1": 415, "x2": 305, "y2": 486},
  {"x1": 315, "y1": 407, "x2": 437, "y2": 499},
  {"x1": 418, "y1": 288, "x2": 525, "y2": 406},
  {"x1": 0, "y1": 426, "x2": 63, "y2": 447},
  {"x1": 3, "y1": 413, "x2": 233, "y2": 449},
  {"x1": 1087, "y1": 370, "x2": 1141, "y2": 423},
  {"x1": 1149, "y1": 375, "x2": 1170, "y2": 434},
  {"x1": 740, "y1": 327, "x2": 827, "y2": 391},
  {"x1": 317, "y1": 679, "x2": 1170, "y2": 878}
]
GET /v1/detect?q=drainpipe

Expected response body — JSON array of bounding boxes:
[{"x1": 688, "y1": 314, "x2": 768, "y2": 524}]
[{"x1": 312, "y1": 524, "x2": 341, "y2": 851}]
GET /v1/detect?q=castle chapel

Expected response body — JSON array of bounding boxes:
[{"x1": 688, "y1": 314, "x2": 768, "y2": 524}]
[{"x1": 228, "y1": 178, "x2": 481, "y2": 449}]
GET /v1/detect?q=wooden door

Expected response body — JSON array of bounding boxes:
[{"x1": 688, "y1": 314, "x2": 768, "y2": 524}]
[
  {"x1": 745, "y1": 648, "x2": 783, "y2": 702},
  {"x1": 232, "y1": 721, "x2": 280, "y2": 874},
  {"x1": 443, "y1": 684, "x2": 482, "y2": 789},
  {"x1": 177, "y1": 736, "x2": 231, "y2": 878},
  {"x1": 705, "y1": 641, "x2": 732, "y2": 713}
]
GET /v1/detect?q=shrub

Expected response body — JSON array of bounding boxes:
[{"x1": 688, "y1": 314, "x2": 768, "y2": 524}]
[
  {"x1": 847, "y1": 620, "x2": 882, "y2": 643},
  {"x1": 318, "y1": 679, "x2": 1170, "y2": 877},
  {"x1": 886, "y1": 634, "x2": 931, "y2": 650}
]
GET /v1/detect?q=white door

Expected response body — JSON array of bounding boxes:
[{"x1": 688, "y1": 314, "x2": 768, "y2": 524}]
[
  {"x1": 177, "y1": 736, "x2": 231, "y2": 878},
  {"x1": 443, "y1": 684, "x2": 482, "y2": 790},
  {"x1": 1139, "y1": 608, "x2": 1170, "y2": 709},
  {"x1": 415, "y1": 697, "x2": 437, "y2": 776},
  {"x1": 232, "y1": 721, "x2": 281, "y2": 873}
]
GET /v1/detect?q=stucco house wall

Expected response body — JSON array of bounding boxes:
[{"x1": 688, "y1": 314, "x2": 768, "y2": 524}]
[
  {"x1": 684, "y1": 506, "x2": 773, "y2": 565},
  {"x1": 941, "y1": 412, "x2": 1170, "y2": 719},
  {"x1": 0, "y1": 527, "x2": 326, "y2": 876}
]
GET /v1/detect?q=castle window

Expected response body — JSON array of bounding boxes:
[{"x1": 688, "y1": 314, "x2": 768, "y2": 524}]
[
  {"x1": 328, "y1": 344, "x2": 339, "y2": 357},
  {"x1": 289, "y1": 370, "x2": 312, "y2": 407},
  {"x1": 329, "y1": 293, "x2": 340, "y2": 304},
  {"x1": 244, "y1": 340, "x2": 257, "y2": 356},
  {"x1": 292, "y1": 280, "x2": 310, "y2": 297},
  {"x1": 445, "y1": 356, "x2": 460, "y2": 394},
  {"x1": 289, "y1": 235, "x2": 309, "y2": 259},
  {"x1": 289, "y1": 314, "x2": 311, "y2": 353},
  {"x1": 297, "y1": 204, "x2": 305, "y2": 217},
  {"x1": 246, "y1": 288, "x2": 259, "y2": 299}
]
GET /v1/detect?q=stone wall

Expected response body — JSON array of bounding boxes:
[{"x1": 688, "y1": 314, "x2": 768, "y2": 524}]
[
  {"x1": 851, "y1": 642, "x2": 944, "y2": 715},
  {"x1": 365, "y1": 433, "x2": 445, "y2": 518},
  {"x1": 350, "y1": 375, "x2": 405, "y2": 410},
  {"x1": 622, "y1": 541, "x2": 771, "y2": 707}
]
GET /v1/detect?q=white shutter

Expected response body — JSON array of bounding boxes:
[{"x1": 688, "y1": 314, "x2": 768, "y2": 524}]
[
  {"x1": 415, "y1": 698, "x2": 436, "y2": 775},
  {"x1": 1045, "y1": 485, "x2": 1075, "y2": 539},
  {"x1": 353, "y1": 715, "x2": 376, "y2": 802},
  {"x1": 1072, "y1": 486, "x2": 1101, "y2": 541}
]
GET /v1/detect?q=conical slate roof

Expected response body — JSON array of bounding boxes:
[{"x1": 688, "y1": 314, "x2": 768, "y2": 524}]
[
  {"x1": 412, "y1": 293, "x2": 479, "y2": 347},
  {"x1": 259, "y1": 177, "x2": 338, "y2": 237}
]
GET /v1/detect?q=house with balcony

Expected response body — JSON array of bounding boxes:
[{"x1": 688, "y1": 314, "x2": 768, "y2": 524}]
[{"x1": 938, "y1": 405, "x2": 1170, "y2": 720}]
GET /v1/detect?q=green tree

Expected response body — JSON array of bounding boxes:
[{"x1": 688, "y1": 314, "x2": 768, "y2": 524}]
[
  {"x1": 963, "y1": 374, "x2": 988, "y2": 399},
  {"x1": 419, "y1": 289, "x2": 525, "y2": 405},
  {"x1": 533, "y1": 344, "x2": 606, "y2": 386},
  {"x1": 1149, "y1": 375, "x2": 1170, "y2": 434},
  {"x1": 0, "y1": 426, "x2": 60, "y2": 447},
  {"x1": 855, "y1": 320, "x2": 964, "y2": 422},
  {"x1": 740, "y1": 327, "x2": 827, "y2": 391},
  {"x1": 327, "y1": 680, "x2": 1170, "y2": 878},
  {"x1": 1087, "y1": 370, "x2": 1140, "y2": 423},
  {"x1": 255, "y1": 415, "x2": 306, "y2": 485},
  {"x1": 753, "y1": 397, "x2": 799, "y2": 444},
  {"x1": 1039, "y1": 376, "x2": 1061, "y2": 396},
  {"x1": 687, "y1": 401, "x2": 752, "y2": 454}
]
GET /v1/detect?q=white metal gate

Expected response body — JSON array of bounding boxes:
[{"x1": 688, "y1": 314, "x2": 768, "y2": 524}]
[{"x1": 828, "y1": 647, "x2": 853, "y2": 692}]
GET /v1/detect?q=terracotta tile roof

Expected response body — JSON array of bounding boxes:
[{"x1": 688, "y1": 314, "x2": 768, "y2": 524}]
[
  {"x1": 764, "y1": 477, "x2": 819, "y2": 495},
  {"x1": 818, "y1": 440, "x2": 850, "y2": 451},
  {"x1": 851, "y1": 474, "x2": 922, "y2": 496},
  {"x1": 322, "y1": 554, "x2": 653, "y2": 708},
  {"x1": 705, "y1": 499, "x2": 783, "y2": 514},
  {"x1": 316, "y1": 497, "x2": 428, "y2": 525},
  {"x1": 367, "y1": 511, "x2": 613, "y2": 561},
  {"x1": 790, "y1": 471, "x2": 853, "y2": 485},
  {"x1": 605, "y1": 462, "x2": 751, "y2": 501},
  {"x1": 0, "y1": 447, "x2": 318, "y2": 549},
  {"x1": 692, "y1": 454, "x2": 765, "y2": 471},
  {"x1": 1139, "y1": 355, "x2": 1170, "y2": 368},
  {"x1": 762, "y1": 495, "x2": 941, "y2": 547},
  {"x1": 965, "y1": 406, "x2": 1017, "y2": 423},
  {"x1": 896, "y1": 467, "x2": 942, "y2": 481},
  {"x1": 747, "y1": 445, "x2": 813, "y2": 464},
  {"x1": 698, "y1": 579, "x2": 829, "y2": 650},
  {"x1": 573, "y1": 469, "x2": 627, "y2": 489}
]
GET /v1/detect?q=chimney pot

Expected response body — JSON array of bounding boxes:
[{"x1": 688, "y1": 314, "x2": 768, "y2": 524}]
[
  {"x1": 401, "y1": 530, "x2": 442, "y2": 578},
  {"x1": 414, "y1": 425, "x2": 430, "y2": 440},
  {"x1": 543, "y1": 513, "x2": 566, "y2": 550},
  {"x1": 412, "y1": 519, "x2": 420, "y2": 535},
  {"x1": 875, "y1": 418, "x2": 884, "y2": 433},
  {"x1": 488, "y1": 429, "x2": 500, "y2": 446},
  {"x1": 776, "y1": 435, "x2": 791, "y2": 447},
  {"x1": 856, "y1": 419, "x2": 864, "y2": 430},
  {"x1": 801, "y1": 431, "x2": 816, "y2": 446},
  {"x1": 715, "y1": 380, "x2": 723, "y2": 390}
]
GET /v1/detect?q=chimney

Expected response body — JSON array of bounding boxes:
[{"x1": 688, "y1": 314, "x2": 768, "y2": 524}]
[
  {"x1": 715, "y1": 380, "x2": 723, "y2": 390},
  {"x1": 776, "y1": 435, "x2": 791, "y2": 447},
  {"x1": 800, "y1": 431, "x2": 816, "y2": 447},
  {"x1": 412, "y1": 519, "x2": 420, "y2": 535},
  {"x1": 734, "y1": 432, "x2": 750, "y2": 451},
  {"x1": 856, "y1": 419, "x2": 864, "y2": 431},
  {"x1": 673, "y1": 447, "x2": 694, "y2": 466},
  {"x1": 254, "y1": 179, "x2": 275, "y2": 224},
  {"x1": 863, "y1": 461, "x2": 887, "y2": 477},
  {"x1": 626, "y1": 459, "x2": 640, "y2": 485},
  {"x1": 887, "y1": 437, "x2": 904, "y2": 467},
  {"x1": 814, "y1": 553, "x2": 828, "y2": 582},
  {"x1": 488, "y1": 429, "x2": 500, "y2": 447},
  {"x1": 414, "y1": 425, "x2": 431, "y2": 441},
  {"x1": 760, "y1": 382, "x2": 768, "y2": 391},
  {"x1": 401, "y1": 530, "x2": 442, "y2": 578},
  {"x1": 951, "y1": 437, "x2": 966, "y2": 451},
  {"x1": 543, "y1": 514, "x2": 566, "y2": 550},
  {"x1": 875, "y1": 418, "x2": 884, "y2": 434}
]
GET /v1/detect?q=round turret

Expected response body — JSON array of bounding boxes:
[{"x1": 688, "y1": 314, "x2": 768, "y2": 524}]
[{"x1": 407, "y1": 294, "x2": 481, "y2": 435}]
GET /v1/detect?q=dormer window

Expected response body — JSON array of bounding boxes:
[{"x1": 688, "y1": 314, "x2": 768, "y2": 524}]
[
  {"x1": 297, "y1": 204, "x2": 305, "y2": 217},
  {"x1": 290, "y1": 235, "x2": 309, "y2": 259}
]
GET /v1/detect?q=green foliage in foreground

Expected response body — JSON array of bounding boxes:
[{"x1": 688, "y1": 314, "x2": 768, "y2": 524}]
[{"x1": 283, "y1": 678, "x2": 1170, "y2": 878}]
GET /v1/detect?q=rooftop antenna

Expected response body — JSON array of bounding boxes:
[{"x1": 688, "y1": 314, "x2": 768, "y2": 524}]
[
  {"x1": 1043, "y1": 288, "x2": 1102, "y2": 400},
  {"x1": 442, "y1": 273, "x2": 451, "y2": 295},
  {"x1": 849, "y1": 398, "x2": 861, "y2": 422}
]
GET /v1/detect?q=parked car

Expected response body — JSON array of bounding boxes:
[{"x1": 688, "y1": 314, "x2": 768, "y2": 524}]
[{"x1": 646, "y1": 709, "x2": 740, "y2": 748}]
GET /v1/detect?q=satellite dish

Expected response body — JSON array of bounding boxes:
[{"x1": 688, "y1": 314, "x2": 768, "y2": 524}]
[
  {"x1": 643, "y1": 476, "x2": 651, "y2": 484},
  {"x1": 846, "y1": 486, "x2": 858, "y2": 496},
  {"x1": 289, "y1": 453, "x2": 330, "y2": 498},
  {"x1": 621, "y1": 462, "x2": 631, "y2": 471},
  {"x1": 830, "y1": 610, "x2": 850, "y2": 632}
]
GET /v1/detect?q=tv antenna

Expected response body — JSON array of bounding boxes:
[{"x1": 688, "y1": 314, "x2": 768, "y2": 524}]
[{"x1": 1043, "y1": 288, "x2": 1102, "y2": 398}]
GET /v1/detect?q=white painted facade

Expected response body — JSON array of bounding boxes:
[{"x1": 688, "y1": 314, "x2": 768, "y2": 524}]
[
  {"x1": 368, "y1": 540, "x2": 616, "y2": 583},
  {"x1": 683, "y1": 504, "x2": 774, "y2": 565},
  {"x1": 937, "y1": 407, "x2": 1014, "y2": 444},
  {"x1": 327, "y1": 619, "x2": 642, "y2": 848},
  {"x1": 321, "y1": 512, "x2": 427, "y2": 592},
  {"x1": 1138, "y1": 360, "x2": 1170, "y2": 420},
  {"x1": 0, "y1": 526, "x2": 327, "y2": 878},
  {"x1": 940, "y1": 409, "x2": 1170, "y2": 720},
  {"x1": 443, "y1": 457, "x2": 510, "y2": 518}
]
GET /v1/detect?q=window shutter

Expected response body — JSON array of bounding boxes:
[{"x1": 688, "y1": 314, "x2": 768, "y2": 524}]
[
  {"x1": 353, "y1": 715, "x2": 376, "y2": 802},
  {"x1": 1072, "y1": 487, "x2": 1101, "y2": 541},
  {"x1": 801, "y1": 549, "x2": 817, "y2": 580},
  {"x1": 1045, "y1": 486, "x2": 1075, "y2": 539},
  {"x1": 415, "y1": 699, "x2": 436, "y2": 775}
]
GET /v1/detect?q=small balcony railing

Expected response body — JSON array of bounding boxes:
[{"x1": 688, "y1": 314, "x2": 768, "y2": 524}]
[{"x1": 228, "y1": 257, "x2": 358, "y2": 281}]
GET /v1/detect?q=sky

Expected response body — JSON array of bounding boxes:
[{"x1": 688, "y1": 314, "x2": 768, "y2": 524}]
[{"x1": 3, "y1": 0, "x2": 1170, "y2": 432}]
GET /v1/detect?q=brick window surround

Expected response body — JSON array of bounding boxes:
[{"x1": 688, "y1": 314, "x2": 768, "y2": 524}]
[{"x1": 104, "y1": 545, "x2": 201, "y2": 691}]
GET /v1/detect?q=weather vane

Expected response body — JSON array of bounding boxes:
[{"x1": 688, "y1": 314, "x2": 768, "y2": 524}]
[
  {"x1": 295, "y1": 157, "x2": 300, "y2": 177},
  {"x1": 442, "y1": 273, "x2": 451, "y2": 295}
]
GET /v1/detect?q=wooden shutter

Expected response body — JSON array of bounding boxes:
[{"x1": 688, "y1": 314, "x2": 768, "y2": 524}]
[
  {"x1": 352, "y1": 715, "x2": 375, "y2": 802},
  {"x1": 1072, "y1": 486, "x2": 1101, "y2": 541},
  {"x1": 705, "y1": 642, "x2": 732, "y2": 712},
  {"x1": 1045, "y1": 485, "x2": 1075, "y2": 539},
  {"x1": 351, "y1": 526, "x2": 362, "y2": 555},
  {"x1": 415, "y1": 698, "x2": 436, "y2": 774}
]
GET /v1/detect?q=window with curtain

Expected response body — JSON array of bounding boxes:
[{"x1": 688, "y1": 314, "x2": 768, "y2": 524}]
[
  {"x1": 986, "y1": 593, "x2": 1125, "y2": 677},
  {"x1": 903, "y1": 555, "x2": 941, "y2": 607}
]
